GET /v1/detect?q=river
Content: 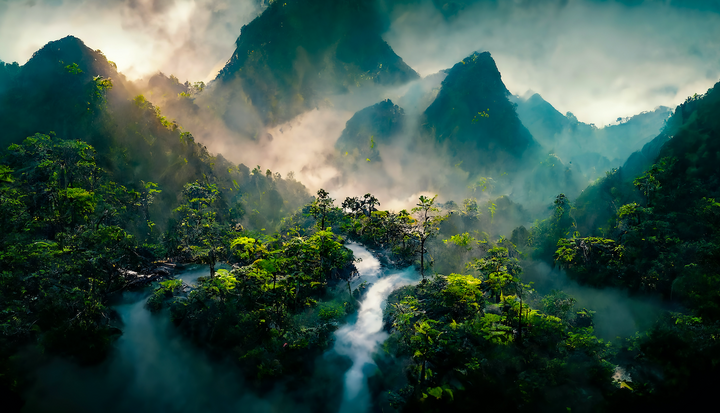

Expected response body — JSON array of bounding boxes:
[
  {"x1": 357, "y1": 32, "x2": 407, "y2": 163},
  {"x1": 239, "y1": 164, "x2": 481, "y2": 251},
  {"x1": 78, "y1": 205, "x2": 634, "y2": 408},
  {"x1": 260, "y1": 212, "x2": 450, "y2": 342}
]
[
  {"x1": 21, "y1": 244, "x2": 417, "y2": 413},
  {"x1": 333, "y1": 244, "x2": 418, "y2": 413}
]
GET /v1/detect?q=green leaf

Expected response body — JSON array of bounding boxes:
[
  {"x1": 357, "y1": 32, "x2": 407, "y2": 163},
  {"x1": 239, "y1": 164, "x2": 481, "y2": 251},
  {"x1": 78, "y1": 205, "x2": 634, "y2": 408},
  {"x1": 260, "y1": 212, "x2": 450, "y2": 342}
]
[{"x1": 427, "y1": 386, "x2": 443, "y2": 399}]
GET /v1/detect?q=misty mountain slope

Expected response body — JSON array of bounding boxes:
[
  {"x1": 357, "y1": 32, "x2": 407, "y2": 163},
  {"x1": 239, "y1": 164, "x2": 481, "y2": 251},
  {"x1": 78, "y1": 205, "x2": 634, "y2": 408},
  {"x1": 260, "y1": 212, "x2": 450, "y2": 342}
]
[
  {"x1": 213, "y1": 0, "x2": 419, "y2": 129},
  {"x1": 572, "y1": 80, "x2": 720, "y2": 237},
  {"x1": 329, "y1": 54, "x2": 585, "y2": 210},
  {"x1": 422, "y1": 51, "x2": 538, "y2": 176},
  {"x1": 0, "y1": 37, "x2": 311, "y2": 232},
  {"x1": 514, "y1": 92, "x2": 671, "y2": 181},
  {"x1": 512, "y1": 93, "x2": 594, "y2": 149},
  {"x1": 622, "y1": 84, "x2": 716, "y2": 182},
  {"x1": 335, "y1": 99, "x2": 405, "y2": 164},
  {"x1": 601, "y1": 107, "x2": 672, "y2": 159},
  {"x1": 394, "y1": 69, "x2": 448, "y2": 115},
  {"x1": 621, "y1": 130, "x2": 672, "y2": 182},
  {"x1": 0, "y1": 37, "x2": 217, "y2": 197},
  {"x1": 333, "y1": 70, "x2": 449, "y2": 164},
  {"x1": 513, "y1": 92, "x2": 581, "y2": 139},
  {"x1": 0, "y1": 36, "x2": 130, "y2": 147}
]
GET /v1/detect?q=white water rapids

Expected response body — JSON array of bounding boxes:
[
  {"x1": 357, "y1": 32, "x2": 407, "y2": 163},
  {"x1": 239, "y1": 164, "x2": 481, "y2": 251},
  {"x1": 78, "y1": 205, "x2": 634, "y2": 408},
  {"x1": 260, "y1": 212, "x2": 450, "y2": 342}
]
[{"x1": 333, "y1": 243, "x2": 419, "y2": 413}]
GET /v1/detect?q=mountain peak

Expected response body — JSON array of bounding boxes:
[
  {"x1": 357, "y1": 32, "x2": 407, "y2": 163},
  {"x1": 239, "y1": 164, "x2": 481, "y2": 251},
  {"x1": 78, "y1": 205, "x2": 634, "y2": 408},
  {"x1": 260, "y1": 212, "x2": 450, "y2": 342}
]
[
  {"x1": 422, "y1": 51, "x2": 536, "y2": 175},
  {"x1": 336, "y1": 99, "x2": 405, "y2": 164},
  {"x1": 29, "y1": 35, "x2": 91, "y2": 63},
  {"x1": 440, "y1": 51, "x2": 510, "y2": 97},
  {"x1": 212, "y1": 0, "x2": 418, "y2": 127},
  {"x1": 23, "y1": 36, "x2": 118, "y2": 83}
]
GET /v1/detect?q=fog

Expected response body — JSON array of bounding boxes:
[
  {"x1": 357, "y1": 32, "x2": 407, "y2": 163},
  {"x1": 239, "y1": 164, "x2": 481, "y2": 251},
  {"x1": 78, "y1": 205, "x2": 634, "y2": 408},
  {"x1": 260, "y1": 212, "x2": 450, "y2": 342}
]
[
  {"x1": 4, "y1": 0, "x2": 716, "y2": 209},
  {"x1": 22, "y1": 267, "x2": 316, "y2": 413},
  {"x1": 383, "y1": 0, "x2": 720, "y2": 125},
  {"x1": 4, "y1": 0, "x2": 719, "y2": 125},
  {"x1": 2, "y1": 1, "x2": 716, "y2": 411},
  {"x1": 523, "y1": 260, "x2": 667, "y2": 341}
]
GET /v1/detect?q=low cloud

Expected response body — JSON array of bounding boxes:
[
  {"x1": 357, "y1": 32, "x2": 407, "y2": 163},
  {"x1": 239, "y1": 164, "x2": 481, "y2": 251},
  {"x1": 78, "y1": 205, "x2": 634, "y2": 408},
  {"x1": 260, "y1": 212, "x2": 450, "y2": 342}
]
[
  {"x1": 0, "y1": 0, "x2": 266, "y2": 82},
  {"x1": 383, "y1": 0, "x2": 720, "y2": 125}
]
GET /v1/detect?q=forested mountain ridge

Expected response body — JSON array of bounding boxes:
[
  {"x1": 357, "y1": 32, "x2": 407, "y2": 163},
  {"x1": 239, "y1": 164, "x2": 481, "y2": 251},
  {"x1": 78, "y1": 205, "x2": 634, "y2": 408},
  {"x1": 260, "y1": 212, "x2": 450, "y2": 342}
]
[
  {"x1": 0, "y1": 36, "x2": 319, "y2": 411},
  {"x1": 520, "y1": 80, "x2": 720, "y2": 410},
  {"x1": 0, "y1": 36, "x2": 311, "y2": 233},
  {"x1": 335, "y1": 98, "x2": 405, "y2": 165},
  {"x1": 422, "y1": 51, "x2": 537, "y2": 176},
  {"x1": 513, "y1": 92, "x2": 672, "y2": 182},
  {"x1": 332, "y1": 51, "x2": 586, "y2": 208},
  {"x1": 212, "y1": 0, "x2": 419, "y2": 129}
]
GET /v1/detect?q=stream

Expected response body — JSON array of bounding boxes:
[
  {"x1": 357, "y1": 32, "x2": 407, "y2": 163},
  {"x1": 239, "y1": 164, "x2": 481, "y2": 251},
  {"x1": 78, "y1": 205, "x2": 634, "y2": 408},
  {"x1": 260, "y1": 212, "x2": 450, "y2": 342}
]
[
  {"x1": 21, "y1": 244, "x2": 417, "y2": 413},
  {"x1": 333, "y1": 244, "x2": 419, "y2": 413}
]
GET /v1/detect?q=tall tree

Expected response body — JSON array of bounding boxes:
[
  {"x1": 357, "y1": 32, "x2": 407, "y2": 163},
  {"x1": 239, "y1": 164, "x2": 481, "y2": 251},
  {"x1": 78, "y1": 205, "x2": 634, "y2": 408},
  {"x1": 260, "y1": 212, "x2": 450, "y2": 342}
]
[
  {"x1": 411, "y1": 195, "x2": 446, "y2": 279},
  {"x1": 309, "y1": 188, "x2": 335, "y2": 230},
  {"x1": 172, "y1": 181, "x2": 234, "y2": 278}
]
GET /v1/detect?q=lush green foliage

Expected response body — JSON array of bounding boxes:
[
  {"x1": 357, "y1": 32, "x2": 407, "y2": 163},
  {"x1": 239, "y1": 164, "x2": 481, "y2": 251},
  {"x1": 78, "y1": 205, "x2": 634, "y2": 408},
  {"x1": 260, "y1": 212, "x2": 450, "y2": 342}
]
[
  {"x1": 381, "y1": 258, "x2": 616, "y2": 412},
  {"x1": 2, "y1": 19, "x2": 720, "y2": 413},
  {"x1": 518, "y1": 81, "x2": 720, "y2": 409},
  {"x1": 0, "y1": 134, "x2": 156, "y2": 404},
  {"x1": 154, "y1": 230, "x2": 357, "y2": 381}
]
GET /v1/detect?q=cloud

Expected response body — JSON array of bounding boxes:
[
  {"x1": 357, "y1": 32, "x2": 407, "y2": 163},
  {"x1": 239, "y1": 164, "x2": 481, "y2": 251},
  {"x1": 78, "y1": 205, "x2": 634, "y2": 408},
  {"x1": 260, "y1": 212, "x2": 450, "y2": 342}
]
[
  {"x1": 523, "y1": 260, "x2": 665, "y2": 341},
  {"x1": 0, "y1": 0, "x2": 266, "y2": 82},
  {"x1": 382, "y1": 0, "x2": 720, "y2": 125}
]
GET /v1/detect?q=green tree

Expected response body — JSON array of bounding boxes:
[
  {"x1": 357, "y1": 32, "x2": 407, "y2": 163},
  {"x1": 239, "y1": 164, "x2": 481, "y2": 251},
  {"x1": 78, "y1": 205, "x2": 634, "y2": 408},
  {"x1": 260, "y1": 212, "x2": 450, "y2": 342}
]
[
  {"x1": 172, "y1": 181, "x2": 235, "y2": 278},
  {"x1": 309, "y1": 188, "x2": 335, "y2": 230},
  {"x1": 411, "y1": 195, "x2": 446, "y2": 279},
  {"x1": 468, "y1": 247, "x2": 521, "y2": 303}
]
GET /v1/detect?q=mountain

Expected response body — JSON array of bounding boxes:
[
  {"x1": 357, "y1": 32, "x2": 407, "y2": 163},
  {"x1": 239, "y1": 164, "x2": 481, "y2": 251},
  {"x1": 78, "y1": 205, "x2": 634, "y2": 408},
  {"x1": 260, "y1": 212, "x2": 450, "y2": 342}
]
[
  {"x1": 213, "y1": 0, "x2": 419, "y2": 129},
  {"x1": 331, "y1": 52, "x2": 585, "y2": 207},
  {"x1": 335, "y1": 99, "x2": 405, "y2": 165},
  {"x1": 0, "y1": 36, "x2": 310, "y2": 232},
  {"x1": 514, "y1": 92, "x2": 672, "y2": 181},
  {"x1": 573, "y1": 81, "x2": 719, "y2": 237},
  {"x1": 0, "y1": 36, "x2": 214, "y2": 201},
  {"x1": 422, "y1": 51, "x2": 537, "y2": 176},
  {"x1": 0, "y1": 36, "x2": 130, "y2": 148}
]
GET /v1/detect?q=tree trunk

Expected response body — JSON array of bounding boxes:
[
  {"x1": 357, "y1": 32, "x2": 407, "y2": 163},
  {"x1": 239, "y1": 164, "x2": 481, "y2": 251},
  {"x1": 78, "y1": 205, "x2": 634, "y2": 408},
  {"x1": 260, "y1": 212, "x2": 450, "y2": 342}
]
[
  {"x1": 518, "y1": 292, "x2": 523, "y2": 344},
  {"x1": 420, "y1": 237, "x2": 426, "y2": 280}
]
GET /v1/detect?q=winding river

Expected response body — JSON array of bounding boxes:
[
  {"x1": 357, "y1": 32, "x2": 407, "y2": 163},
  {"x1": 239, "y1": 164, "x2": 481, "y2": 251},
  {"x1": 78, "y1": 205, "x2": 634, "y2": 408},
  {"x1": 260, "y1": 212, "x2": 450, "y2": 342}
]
[
  {"x1": 333, "y1": 244, "x2": 418, "y2": 413},
  {"x1": 22, "y1": 244, "x2": 417, "y2": 413}
]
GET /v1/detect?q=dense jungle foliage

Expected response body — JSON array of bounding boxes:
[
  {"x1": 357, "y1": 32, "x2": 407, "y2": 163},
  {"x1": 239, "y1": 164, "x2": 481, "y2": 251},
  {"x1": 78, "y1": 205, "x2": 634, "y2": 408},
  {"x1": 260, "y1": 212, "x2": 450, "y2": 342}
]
[
  {"x1": 372, "y1": 81, "x2": 720, "y2": 411},
  {"x1": 2, "y1": 4, "x2": 720, "y2": 411}
]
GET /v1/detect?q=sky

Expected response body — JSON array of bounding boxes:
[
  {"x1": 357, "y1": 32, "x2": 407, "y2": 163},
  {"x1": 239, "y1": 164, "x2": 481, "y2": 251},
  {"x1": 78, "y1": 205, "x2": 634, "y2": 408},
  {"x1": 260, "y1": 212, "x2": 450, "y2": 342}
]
[
  {"x1": 1, "y1": 0, "x2": 719, "y2": 125},
  {"x1": 0, "y1": 0, "x2": 266, "y2": 82}
]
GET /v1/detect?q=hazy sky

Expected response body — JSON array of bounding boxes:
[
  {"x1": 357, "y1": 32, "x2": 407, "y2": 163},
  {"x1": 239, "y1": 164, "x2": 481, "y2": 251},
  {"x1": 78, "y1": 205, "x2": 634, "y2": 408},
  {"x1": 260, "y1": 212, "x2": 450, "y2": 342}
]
[
  {"x1": 1, "y1": 0, "x2": 718, "y2": 125},
  {"x1": 0, "y1": 0, "x2": 265, "y2": 82}
]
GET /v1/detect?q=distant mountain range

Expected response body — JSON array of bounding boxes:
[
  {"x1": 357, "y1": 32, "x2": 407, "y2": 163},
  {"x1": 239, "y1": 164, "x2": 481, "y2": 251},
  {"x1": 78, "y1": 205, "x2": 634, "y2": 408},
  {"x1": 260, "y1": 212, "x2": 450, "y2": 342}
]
[
  {"x1": 513, "y1": 92, "x2": 671, "y2": 178},
  {"x1": 0, "y1": 0, "x2": 693, "y2": 212}
]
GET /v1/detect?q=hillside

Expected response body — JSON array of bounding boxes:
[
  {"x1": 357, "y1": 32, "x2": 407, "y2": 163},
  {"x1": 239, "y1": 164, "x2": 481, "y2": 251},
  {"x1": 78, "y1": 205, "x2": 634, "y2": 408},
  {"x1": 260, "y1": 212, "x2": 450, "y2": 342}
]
[
  {"x1": 514, "y1": 92, "x2": 671, "y2": 181},
  {"x1": 335, "y1": 99, "x2": 405, "y2": 165},
  {"x1": 422, "y1": 51, "x2": 537, "y2": 176},
  {"x1": 0, "y1": 36, "x2": 310, "y2": 233}
]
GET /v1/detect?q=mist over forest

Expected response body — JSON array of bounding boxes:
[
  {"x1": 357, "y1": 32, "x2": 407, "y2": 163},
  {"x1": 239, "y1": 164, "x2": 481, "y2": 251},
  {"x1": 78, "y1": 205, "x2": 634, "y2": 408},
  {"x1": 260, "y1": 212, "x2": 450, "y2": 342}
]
[{"x1": 2, "y1": 0, "x2": 720, "y2": 412}]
